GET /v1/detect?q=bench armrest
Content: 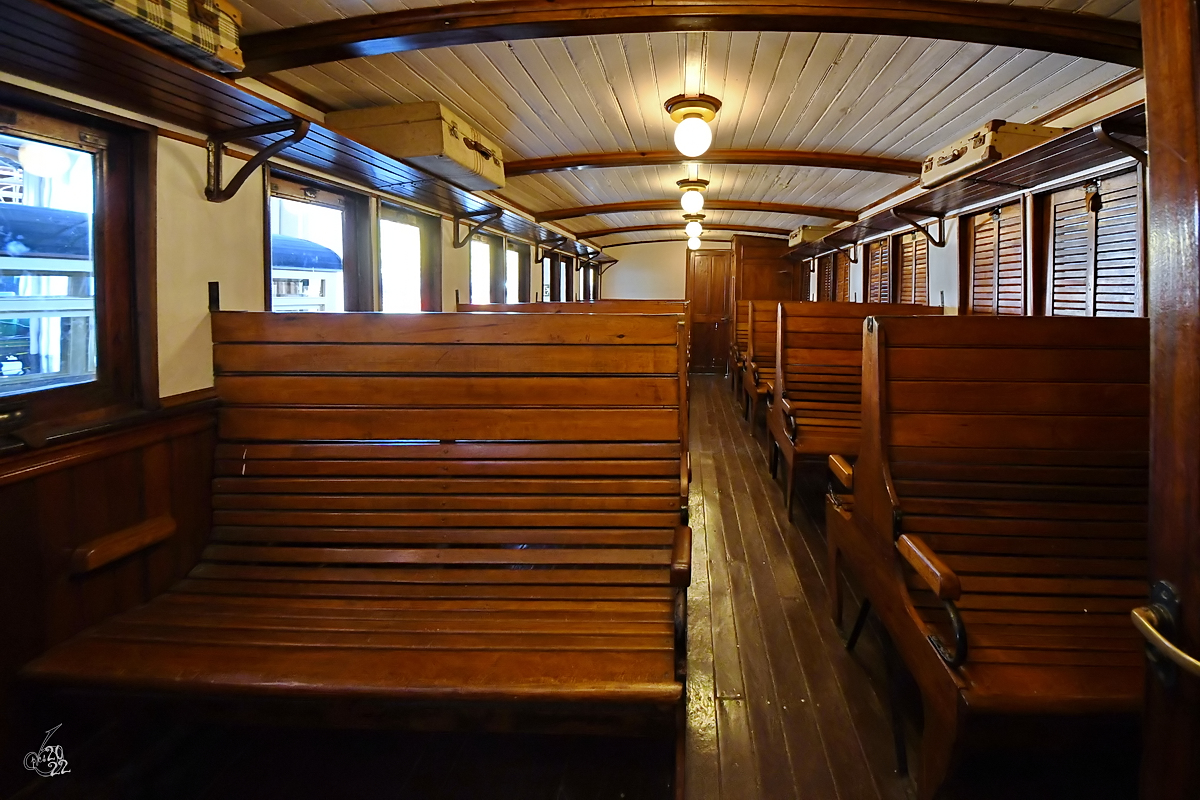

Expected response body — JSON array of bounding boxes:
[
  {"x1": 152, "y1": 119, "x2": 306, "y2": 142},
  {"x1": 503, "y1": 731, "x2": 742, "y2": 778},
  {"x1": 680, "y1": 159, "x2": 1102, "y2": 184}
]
[
  {"x1": 897, "y1": 534, "x2": 960, "y2": 601},
  {"x1": 71, "y1": 515, "x2": 176, "y2": 574},
  {"x1": 671, "y1": 526, "x2": 692, "y2": 587},
  {"x1": 828, "y1": 455, "x2": 853, "y2": 491}
]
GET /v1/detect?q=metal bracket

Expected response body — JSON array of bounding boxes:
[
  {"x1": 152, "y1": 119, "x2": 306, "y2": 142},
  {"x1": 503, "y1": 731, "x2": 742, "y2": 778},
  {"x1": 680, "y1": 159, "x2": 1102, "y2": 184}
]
[
  {"x1": 536, "y1": 234, "x2": 568, "y2": 262},
  {"x1": 929, "y1": 599, "x2": 968, "y2": 669},
  {"x1": 894, "y1": 209, "x2": 947, "y2": 248},
  {"x1": 206, "y1": 118, "x2": 310, "y2": 203},
  {"x1": 1094, "y1": 120, "x2": 1148, "y2": 167},
  {"x1": 840, "y1": 244, "x2": 859, "y2": 264},
  {"x1": 1138, "y1": 580, "x2": 1185, "y2": 688},
  {"x1": 452, "y1": 209, "x2": 503, "y2": 249}
]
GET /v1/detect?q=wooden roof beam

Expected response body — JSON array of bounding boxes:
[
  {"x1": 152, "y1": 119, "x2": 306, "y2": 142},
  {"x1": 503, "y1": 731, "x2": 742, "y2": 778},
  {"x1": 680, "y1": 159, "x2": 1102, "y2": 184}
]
[
  {"x1": 579, "y1": 223, "x2": 790, "y2": 239},
  {"x1": 240, "y1": 0, "x2": 1142, "y2": 76},
  {"x1": 506, "y1": 149, "x2": 922, "y2": 177},
  {"x1": 536, "y1": 200, "x2": 857, "y2": 223}
]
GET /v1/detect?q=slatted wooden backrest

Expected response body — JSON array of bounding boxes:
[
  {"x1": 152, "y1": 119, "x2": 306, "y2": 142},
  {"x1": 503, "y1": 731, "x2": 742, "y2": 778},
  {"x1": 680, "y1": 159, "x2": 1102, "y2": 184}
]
[
  {"x1": 732, "y1": 300, "x2": 751, "y2": 361},
  {"x1": 745, "y1": 301, "x2": 779, "y2": 378},
  {"x1": 207, "y1": 311, "x2": 687, "y2": 595},
  {"x1": 857, "y1": 316, "x2": 1149, "y2": 660},
  {"x1": 456, "y1": 300, "x2": 688, "y2": 321},
  {"x1": 774, "y1": 301, "x2": 943, "y2": 456}
]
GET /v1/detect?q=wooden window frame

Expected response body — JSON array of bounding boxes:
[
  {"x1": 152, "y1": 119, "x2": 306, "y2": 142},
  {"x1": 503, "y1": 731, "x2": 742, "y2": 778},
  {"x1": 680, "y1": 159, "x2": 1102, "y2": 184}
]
[
  {"x1": 0, "y1": 92, "x2": 156, "y2": 434},
  {"x1": 379, "y1": 202, "x2": 442, "y2": 312},
  {"x1": 506, "y1": 240, "x2": 532, "y2": 303},
  {"x1": 864, "y1": 237, "x2": 894, "y2": 303},
  {"x1": 896, "y1": 231, "x2": 929, "y2": 305},
  {"x1": 267, "y1": 169, "x2": 373, "y2": 312},
  {"x1": 965, "y1": 201, "x2": 1027, "y2": 316}
]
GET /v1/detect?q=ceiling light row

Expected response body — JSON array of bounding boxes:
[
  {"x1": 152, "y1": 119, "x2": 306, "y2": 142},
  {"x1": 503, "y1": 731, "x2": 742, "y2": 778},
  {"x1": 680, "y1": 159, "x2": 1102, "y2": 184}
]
[{"x1": 666, "y1": 94, "x2": 722, "y2": 251}]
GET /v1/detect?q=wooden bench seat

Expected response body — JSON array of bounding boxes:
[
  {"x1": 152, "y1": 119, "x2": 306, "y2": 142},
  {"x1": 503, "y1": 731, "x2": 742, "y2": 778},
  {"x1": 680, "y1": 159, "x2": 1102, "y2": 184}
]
[
  {"x1": 24, "y1": 312, "x2": 691, "y2": 724},
  {"x1": 729, "y1": 299, "x2": 750, "y2": 395},
  {"x1": 826, "y1": 315, "x2": 1148, "y2": 800},
  {"x1": 740, "y1": 300, "x2": 778, "y2": 432},
  {"x1": 766, "y1": 301, "x2": 942, "y2": 515}
]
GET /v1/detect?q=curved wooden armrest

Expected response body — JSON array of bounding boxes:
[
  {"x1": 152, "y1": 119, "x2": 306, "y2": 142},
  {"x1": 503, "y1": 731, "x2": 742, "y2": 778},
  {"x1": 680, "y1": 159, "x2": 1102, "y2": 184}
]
[
  {"x1": 671, "y1": 526, "x2": 692, "y2": 587},
  {"x1": 896, "y1": 534, "x2": 961, "y2": 601},
  {"x1": 828, "y1": 455, "x2": 853, "y2": 491},
  {"x1": 71, "y1": 515, "x2": 176, "y2": 574}
]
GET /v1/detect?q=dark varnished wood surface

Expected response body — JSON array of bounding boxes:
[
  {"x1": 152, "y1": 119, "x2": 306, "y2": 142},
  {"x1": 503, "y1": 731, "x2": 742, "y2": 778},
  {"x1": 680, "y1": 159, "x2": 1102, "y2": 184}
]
[
  {"x1": 536, "y1": 200, "x2": 858, "y2": 223},
  {"x1": 1142, "y1": 0, "x2": 1200, "y2": 791},
  {"x1": 239, "y1": 0, "x2": 1142, "y2": 75},
  {"x1": 505, "y1": 150, "x2": 922, "y2": 178}
]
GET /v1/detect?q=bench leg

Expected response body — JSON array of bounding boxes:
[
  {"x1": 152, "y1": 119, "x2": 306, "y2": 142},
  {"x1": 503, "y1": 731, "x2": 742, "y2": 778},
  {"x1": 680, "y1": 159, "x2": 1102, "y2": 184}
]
[
  {"x1": 884, "y1": 635, "x2": 909, "y2": 778},
  {"x1": 784, "y1": 455, "x2": 798, "y2": 521},
  {"x1": 768, "y1": 438, "x2": 779, "y2": 478},
  {"x1": 844, "y1": 597, "x2": 872, "y2": 652},
  {"x1": 918, "y1": 702, "x2": 960, "y2": 800},
  {"x1": 675, "y1": 700, "x2": 686, "y2": 800}
]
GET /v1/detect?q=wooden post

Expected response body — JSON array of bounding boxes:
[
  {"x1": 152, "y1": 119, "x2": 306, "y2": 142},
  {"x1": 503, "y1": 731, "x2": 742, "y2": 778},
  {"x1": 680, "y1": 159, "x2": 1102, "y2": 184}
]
[{"x1": 1142, "y1": 0, "x2": 1200, "y2": 794}]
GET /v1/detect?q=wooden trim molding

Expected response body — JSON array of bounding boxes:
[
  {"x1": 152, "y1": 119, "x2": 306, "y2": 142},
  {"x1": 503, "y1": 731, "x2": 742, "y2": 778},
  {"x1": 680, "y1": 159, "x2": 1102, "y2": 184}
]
[
  {"x1": 506, "y1": 149, "x2": 922, "y2": 177},
  {"x1": 581, "y1": 223, "x2": 789, "y2": 239},
  {"x1": 240, "y1": 0, "x2": 1142, "y2": 75},
  {"x1": 537, "y1": 200, "x2": 857, "y2": 223}
]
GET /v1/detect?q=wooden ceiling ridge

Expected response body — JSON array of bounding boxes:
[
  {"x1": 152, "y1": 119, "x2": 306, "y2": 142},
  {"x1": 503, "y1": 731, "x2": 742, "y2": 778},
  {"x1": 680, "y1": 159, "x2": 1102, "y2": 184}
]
[
  {"x1": 580, "y1": 223, "x2": 790, "y2": 239},
  {"x1": 238, "y1": 0, "x2": 1143, "y2": 76},
  {"x1": 506, "y1": 149, "x2": 923, "y2": 177},
  {"x1": 536, "y1": 199, "x2": 858, "y2": 222}
]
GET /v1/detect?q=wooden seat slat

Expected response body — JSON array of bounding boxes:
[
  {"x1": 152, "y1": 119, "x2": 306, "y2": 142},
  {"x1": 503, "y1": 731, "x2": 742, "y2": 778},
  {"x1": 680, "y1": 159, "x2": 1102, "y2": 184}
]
[
  {"x1": 175, "y1": 578, "x2": 675, "y2": 602},
  {"x1": 827, "y1": 315, "x2": 1148, "y2": 800},
  {"x1": 218, "y1": 375, "x2": 680, "y2": 406},
  {"x1": 211, "y1": 526, "x2": 678, "y2": 546},
  {"x1": 201, "y1": 544, "x2": 673, "y2": 567},
  {"x1": 25, "y1": 311, "x2": 690, "y2": 725}
]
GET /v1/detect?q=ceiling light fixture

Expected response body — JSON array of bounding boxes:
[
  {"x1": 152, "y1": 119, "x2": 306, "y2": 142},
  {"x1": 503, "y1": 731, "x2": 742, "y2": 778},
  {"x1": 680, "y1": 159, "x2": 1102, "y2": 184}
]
[
  {"x1": 683, "y1": 213, "x2": 704, "y2": 238},
  {"x1": 678, "y1": 178, "x2": 708, "y2": 214},
  {"x1": 665, "y1": 94, "x2": 721, "y2": 158},
  {"x1": 687, "y1": 236, "x2": 702, "y2": 251}
]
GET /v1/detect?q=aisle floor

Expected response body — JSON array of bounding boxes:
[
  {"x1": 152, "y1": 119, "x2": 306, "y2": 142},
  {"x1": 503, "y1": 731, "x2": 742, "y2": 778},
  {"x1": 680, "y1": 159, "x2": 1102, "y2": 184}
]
[{"x1": 683, "y1": 374, "x2": 911, "y2": 800}]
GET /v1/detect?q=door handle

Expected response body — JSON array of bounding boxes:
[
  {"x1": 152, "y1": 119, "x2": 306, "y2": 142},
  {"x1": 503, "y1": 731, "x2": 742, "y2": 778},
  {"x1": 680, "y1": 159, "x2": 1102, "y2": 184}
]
[{"x1": 1133, "y1": 581, "x2": 1200, "y2": 684}]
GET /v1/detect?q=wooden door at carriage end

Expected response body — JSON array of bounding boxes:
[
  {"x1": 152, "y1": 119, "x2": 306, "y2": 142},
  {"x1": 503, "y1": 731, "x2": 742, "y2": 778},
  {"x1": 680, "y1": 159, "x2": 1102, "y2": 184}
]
[{"x1": 686, "y1": 248, "x2": 732, "y2": 373}]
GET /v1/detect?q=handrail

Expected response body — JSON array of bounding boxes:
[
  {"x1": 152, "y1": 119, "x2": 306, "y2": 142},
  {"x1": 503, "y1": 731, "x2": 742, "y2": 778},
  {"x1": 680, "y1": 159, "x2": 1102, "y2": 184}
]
[{"x1": 1132, "y1": 605, "x2": 1200, "y2": 679}]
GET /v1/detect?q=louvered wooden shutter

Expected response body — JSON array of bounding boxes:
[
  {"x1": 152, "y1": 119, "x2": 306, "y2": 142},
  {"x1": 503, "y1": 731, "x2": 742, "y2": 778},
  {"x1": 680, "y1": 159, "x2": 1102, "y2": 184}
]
[
  {"x1": 1048, "y1": 170, "x2": 1143, "y2": 317},
  {"x1": 897, "y1": 232, "x2": 928, "y2": 304},
  {"x1": 867, "y1": 239, "x2": 891, "y2": 302},
  {"x1": 835, "y1": 251, "x2": 850, "y2": 302},
  {"x1": 797, "y1": 259, "x2": 812, "y2": 301},
  {"x1": 970, "y1": 204, "x2": 1024, "y2": 315},
  {"x1": 817, "y1": 254, "x2": 835, "y2": 301}
]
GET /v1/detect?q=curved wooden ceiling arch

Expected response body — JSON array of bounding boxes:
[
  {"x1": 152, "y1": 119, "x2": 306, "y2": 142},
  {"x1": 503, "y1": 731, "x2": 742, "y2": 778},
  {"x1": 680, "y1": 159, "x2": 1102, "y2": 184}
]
[
  {"x1": 505, "y1": 149, "x2": 923, "y2": 177},
  {"x1": 240, "y1": 0, "x2": 1142, "y2": 75},
  {"x1": 581, "y1": 223, "x2": 790, "y2": 239},
  {"x1": 536, "y1": 199, "x2": 857, "y2": 222}
]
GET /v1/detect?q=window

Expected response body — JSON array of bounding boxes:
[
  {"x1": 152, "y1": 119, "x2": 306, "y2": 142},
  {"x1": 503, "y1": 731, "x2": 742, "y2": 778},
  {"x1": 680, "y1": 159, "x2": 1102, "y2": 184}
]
[
  {"x1": 269, "y1": 178, "x2": 346, "y2": 312},
  {"x1": 817, "y1": 254, "x2": 835, "y2": 301},
  {"x1": 835, "y1": 250, "x2": 851, "y2": 302},
  {"x1": 505, "y1": 241, "x2": 530, "y2": 303},
  {"x1": 0, "y1": 101, "x2": 146, "y2": 423},
  {"x1": 896, "y1": 232, "x2": 929, "y2": 304},
  {"x1": 541, "y1": 254, "x2": 552, "y2": 301},
  {"x1": 969, "y1": 204, "x2": 1025, "y2": 315},
  {"x1": 379, "y1": 205, "x2": 434, "y2": 313},
  {"x1": 866, "y1": 239, "x2": 892, "y2": 302},
  {"x1": 1047, "y1": 170, "x2": 1144, "y2": 317},
  {"x1": 470, "y1": 236, "x2": 492, "y2": 304}
]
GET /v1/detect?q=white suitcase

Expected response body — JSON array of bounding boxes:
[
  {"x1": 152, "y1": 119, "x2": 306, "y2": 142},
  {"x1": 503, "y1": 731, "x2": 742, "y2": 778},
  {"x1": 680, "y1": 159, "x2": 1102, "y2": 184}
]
[
  {"x1": 921, "y1": 120, "x2": 1065, "y2": 188},
  {"x1": 787, "y1": 225, "x2": 837, "y2": 248},
  {"x1": 326, "y1": 102, "x2": 506, "y2": 191}
]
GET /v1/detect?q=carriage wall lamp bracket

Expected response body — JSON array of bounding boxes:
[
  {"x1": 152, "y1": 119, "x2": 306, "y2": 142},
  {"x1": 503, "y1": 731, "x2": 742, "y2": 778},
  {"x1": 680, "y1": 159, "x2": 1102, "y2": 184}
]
[
  {"x1": 1093, "y1": 121, "x2": 1147, "y2": 167},
  {"x1": 894, "y1": 209, "x2": 947, "y2": 248},
  {"x1": 206, "y1": 118, "x2": 310, "y2": 203},
  {"x1": 1133, "y1": 580, "x2": 1200, "y2": 688},
  {"x1": 452, "y1": 209, "x2": 503, "y2": 249}
]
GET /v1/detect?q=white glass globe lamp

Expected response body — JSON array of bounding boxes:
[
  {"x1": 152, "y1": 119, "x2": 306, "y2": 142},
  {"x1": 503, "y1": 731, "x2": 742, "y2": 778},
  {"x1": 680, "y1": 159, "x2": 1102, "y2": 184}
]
[
  {"x1": 687, "y1": 236, "x2": 702, "y2": 251},
  {"x1": 674, "y1": 116, "x2": 712, "y2": 158},
  {"x1": 684, "y1": 220, "x2": 703, "y2": 238}
]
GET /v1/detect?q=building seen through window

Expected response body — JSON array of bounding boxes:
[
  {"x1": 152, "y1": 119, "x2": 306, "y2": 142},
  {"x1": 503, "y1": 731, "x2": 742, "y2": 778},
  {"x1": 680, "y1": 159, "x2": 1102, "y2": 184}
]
[
  {"x1": 269, "y1": 181, "x2": 346, "y2": 312},
  {"x1": 0, "y1": 132, "x2": 96, "y2": 397}
]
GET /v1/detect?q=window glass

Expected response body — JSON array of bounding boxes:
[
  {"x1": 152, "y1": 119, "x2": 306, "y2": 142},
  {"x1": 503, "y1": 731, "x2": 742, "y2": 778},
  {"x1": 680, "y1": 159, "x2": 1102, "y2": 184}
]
[
  {"x1": 470, "y1": 237, "x2": 491, "y2": 304},
  {"x1": 269, "y1": 181, "x2": 345, "y2": 313},
  {"x1": 505, "y1": 246, "x2": 520, "y2": 304},
  {"x1": 380, "y1": 217, "x2": 422, "y2": 313},
  {"x1": 542, "y1": 256, "x2": 551, "y2": 301},
  {"x1": 0, "y1": 132, "x2": 96, "y2": 398}
]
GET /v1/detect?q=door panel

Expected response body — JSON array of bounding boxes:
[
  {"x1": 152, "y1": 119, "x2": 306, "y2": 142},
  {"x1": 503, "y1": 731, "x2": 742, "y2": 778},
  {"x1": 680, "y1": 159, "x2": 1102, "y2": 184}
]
[{"x1": 687, "y1": 249, "x2": 731, "y2": 373}]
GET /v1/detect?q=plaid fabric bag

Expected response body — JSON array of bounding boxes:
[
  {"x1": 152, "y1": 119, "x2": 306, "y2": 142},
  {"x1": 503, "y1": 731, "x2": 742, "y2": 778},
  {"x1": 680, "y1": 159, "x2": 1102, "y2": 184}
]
[{"x1": 54, "y1": 0, "x2": 244, "y2": 73}]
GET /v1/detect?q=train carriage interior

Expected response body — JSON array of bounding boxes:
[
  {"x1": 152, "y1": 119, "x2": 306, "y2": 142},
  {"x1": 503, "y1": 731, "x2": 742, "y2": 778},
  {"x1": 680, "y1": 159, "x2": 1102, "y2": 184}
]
[{"x1": 0, "y1": 0, "x2": 1198, "y2": 798}]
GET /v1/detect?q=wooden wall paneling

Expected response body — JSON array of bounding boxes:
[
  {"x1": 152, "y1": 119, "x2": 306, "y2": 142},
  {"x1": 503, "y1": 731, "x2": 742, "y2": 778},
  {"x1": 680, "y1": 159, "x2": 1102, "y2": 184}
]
[
  {"x1": 0, "y1": 408, "x2": 215, "y2": 796},
  {"x1": 731, "y1": 235, "x2": 791, "y2": 302},
  {"x1": 1142, "y1": 0, "x2": 1200, "y2": 788}
]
